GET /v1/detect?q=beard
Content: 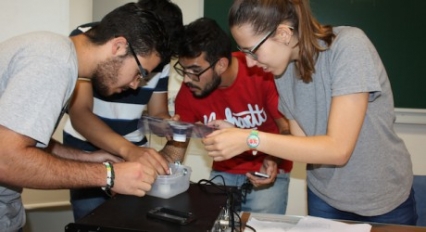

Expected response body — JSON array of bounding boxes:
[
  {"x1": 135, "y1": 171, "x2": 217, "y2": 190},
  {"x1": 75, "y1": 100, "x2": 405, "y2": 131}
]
[
  {"x1": 188, "y1": 72, "x2": 221, "y2": 98},
  {"x1": 91, "y1": 57, "x2": 124, "y2": 96}
]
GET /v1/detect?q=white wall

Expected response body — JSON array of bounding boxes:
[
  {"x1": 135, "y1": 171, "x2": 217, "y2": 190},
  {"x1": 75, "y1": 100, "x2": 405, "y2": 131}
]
[
  {"x1": 0, "y1": 0, "x2": 92, "y2": 43},
  {"x1": 1, "y1": 0, "x2": 424, "y2": 231},
  {"x1": 92, "y1": 0, "x2": 136, "y2": 21},
  {"x1": 0, "y1": 0, "x2": 67, "y2": 42},
  {"x1": 92, "y1": 0, "x2": 203, "y2": 24},
  {"x1": 69, "y1": 0, "x2": 93, "y2": 30}
]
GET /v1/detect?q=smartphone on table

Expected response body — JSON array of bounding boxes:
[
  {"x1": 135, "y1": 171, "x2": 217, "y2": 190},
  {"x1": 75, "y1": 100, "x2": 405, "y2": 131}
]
[{"x1": 146, "y1": 207, "x2": 196, "y2": 225}]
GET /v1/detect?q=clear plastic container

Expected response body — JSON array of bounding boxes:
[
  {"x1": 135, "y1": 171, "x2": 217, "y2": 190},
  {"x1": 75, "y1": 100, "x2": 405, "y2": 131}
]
[{"x1": 146, "y1": 163, "x2": 192, "y2": 199}]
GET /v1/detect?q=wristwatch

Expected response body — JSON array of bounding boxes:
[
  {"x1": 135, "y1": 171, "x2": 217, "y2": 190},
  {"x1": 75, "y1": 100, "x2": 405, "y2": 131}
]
[{"x1": 247, "y1": 130, "x2": 260, "y2": 155}]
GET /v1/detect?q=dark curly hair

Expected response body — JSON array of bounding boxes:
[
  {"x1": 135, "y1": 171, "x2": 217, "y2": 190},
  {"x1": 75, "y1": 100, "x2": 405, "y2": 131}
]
[
  {"x1": 137, "y1": 0, "x2": 184, "y2": 59},
  {"x1": 85, "y1": 2, "x2": 170, "y2": 63},
  {"x1": 178, "y1": 17, "x2": 232, "y2": 66}
]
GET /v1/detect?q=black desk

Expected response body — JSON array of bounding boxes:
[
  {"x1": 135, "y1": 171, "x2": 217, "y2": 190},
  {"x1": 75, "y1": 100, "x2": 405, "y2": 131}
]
[{"x1": 65, "y1": 184, "x2": 235, "y2": 232}]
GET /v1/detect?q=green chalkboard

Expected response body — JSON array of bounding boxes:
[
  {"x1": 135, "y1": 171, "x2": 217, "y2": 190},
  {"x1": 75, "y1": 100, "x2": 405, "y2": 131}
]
[{"x1": 204, "y1": 0, "x2": 426, "y2": 109}]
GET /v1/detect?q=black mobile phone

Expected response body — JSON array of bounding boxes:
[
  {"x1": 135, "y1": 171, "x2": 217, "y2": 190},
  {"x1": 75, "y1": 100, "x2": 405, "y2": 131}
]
[
  {"x1": 249, "y1": 171, "x2": 270, "y2": 179},
  {"x1": 146, "y1": 207, "x2": 196, "y2": 225}
]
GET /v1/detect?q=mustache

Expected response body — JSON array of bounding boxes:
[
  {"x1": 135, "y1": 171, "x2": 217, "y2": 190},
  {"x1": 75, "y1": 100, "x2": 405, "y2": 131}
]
[{"x1": 186, "y1": 83, "x2": 201, "y2": 90}]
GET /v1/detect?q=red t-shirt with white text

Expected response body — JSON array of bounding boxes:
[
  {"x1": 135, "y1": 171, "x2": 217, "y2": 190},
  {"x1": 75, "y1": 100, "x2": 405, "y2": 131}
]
[{"x1": 175, "y1": 52, "x2": 292, "y2": 174}]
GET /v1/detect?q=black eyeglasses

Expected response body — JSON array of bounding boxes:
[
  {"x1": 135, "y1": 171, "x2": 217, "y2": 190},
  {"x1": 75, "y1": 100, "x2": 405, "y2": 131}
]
[
  {"x1": 128, "y1": 42, "x2": 149, "y2": 80},
  {"x1": 237, "y1": 26, "x2": 293, "y2": 60},
  {"x1": 173, "y1": 60, "x2": 218, "y2": 82}
]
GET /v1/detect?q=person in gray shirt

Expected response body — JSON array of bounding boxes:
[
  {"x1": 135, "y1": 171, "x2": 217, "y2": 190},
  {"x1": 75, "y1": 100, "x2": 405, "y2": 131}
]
[
  {"x1": 204, "y1": 0, "x2": 417, "y2": 226},
  {"x1": 0, "y1": 3, "x2": 170, "y2": 231}
]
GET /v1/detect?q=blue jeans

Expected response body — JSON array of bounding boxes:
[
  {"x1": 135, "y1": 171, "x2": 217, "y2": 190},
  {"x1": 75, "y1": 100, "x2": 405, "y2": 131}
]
[
  {"x1": 70, "y1": 188, "x2": 110, "y2": 221},
  {"x1": 307, "y1": 187, "x2": 418, "y2": 225},
  {"x1": 210, "y1": 171, "x2": 290, "y2": 214}
]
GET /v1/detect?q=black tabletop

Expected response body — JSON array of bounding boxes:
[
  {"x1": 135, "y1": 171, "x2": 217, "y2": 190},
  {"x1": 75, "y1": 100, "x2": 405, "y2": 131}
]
[{"x1": 65, "y1": 183, "x2": 236, "y2": 232}]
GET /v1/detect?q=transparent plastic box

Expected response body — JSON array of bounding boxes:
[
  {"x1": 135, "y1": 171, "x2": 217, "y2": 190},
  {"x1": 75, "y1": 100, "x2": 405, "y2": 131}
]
[{"x1": 146, "y1": 163, "x2": 192, "y2": 199}]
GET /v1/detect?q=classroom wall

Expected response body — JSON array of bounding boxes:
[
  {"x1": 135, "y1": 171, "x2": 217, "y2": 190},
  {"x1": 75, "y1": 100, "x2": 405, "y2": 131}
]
[
  {"x1": 0, "y1": 0, "x2": 92, "y2": 43},
  {"x1": 0, "y1": 0, "x2": 424, "y2": 231},
  {"x1": 91, "y1": 0, "x2": 203, "y2": 24}
]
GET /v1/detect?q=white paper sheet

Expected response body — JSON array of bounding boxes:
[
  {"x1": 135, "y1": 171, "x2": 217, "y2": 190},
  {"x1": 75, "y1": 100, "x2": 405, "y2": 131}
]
[{"x1": 246, "y1": 215, "x2": 371, "y2": 232}]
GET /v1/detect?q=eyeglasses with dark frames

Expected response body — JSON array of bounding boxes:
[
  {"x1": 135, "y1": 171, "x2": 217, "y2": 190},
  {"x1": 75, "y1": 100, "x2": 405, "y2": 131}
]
[
  {"x1": 237, "y1": 25, "x2": 294, "y2": 60},
  {"x1": 127, "y1": 42, "x2": 149, "y2": 80},
  {"x1": 173, "y1": 60, "x2": 218, "y2": 82}
]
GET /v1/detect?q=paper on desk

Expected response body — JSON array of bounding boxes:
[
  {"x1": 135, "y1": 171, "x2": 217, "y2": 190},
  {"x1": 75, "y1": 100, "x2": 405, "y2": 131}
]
[
  {"x1": 245, "y1": 214, "x2": 298, "y2": 232},
  {"x1": 246, "y1": 215, "x2": 371, "y2": 232}
]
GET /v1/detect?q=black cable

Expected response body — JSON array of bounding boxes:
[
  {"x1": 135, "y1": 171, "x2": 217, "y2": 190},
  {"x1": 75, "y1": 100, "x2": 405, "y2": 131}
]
[
  {"x1": 195, "y1": 175, "x2": 260, "y2": 232},
  {"x1": 244, "y1": 224, "x2": 257, "y2": 232},
  {"x1": 233, "y1": 210, "x2": 242, "y2": 232}
]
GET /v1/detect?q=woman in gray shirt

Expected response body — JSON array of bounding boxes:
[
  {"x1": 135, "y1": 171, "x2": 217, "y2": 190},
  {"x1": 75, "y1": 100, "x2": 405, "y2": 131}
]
[{"x1": 203, "y1": 0, "x2": 417, "y2": 225}]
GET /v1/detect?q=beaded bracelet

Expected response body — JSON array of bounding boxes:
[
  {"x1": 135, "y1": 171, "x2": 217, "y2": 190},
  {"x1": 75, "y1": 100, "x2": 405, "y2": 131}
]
[{"x1": 101, "y1": 162, "x2": 115, "y2": 195}]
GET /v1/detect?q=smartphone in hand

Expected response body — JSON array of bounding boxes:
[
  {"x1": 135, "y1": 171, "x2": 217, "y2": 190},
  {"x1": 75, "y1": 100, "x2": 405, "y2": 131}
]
[{"x1": 249, "y1": 171, "x2": 270, "y2": 179}]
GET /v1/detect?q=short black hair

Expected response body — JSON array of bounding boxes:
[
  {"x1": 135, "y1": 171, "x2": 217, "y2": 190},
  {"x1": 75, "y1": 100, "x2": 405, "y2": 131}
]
[
  {"x1": 178, "y1": 17, "x2": 232, "y2": 65},
  {"x1": 85, "y1": 3, "x2": 170, "y2": 63},
  {"x1": 137, "y1": 0, "x2": 183, "y2": 58}
]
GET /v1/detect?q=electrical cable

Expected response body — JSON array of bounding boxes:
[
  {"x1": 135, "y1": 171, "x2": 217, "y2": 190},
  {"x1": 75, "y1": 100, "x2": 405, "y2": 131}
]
[{"x1": 196, "y1": 175, "x2": 257, "y2": 232}]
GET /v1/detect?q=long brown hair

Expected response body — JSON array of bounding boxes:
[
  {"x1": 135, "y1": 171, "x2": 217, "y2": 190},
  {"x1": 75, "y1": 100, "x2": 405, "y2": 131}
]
[{"x1": 229, "y1": 0, "x2": 335, "y2": 83}]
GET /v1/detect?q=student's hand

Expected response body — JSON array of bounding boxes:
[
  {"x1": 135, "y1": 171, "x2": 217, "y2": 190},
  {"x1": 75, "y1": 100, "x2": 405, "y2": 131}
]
[
  {"x1": 169, "y1": 114, "x2": 180, "y2": 121},
  {"x1": 202, "y1": 128, "x2": 249, "y2": 161},
  {"x1": 246, "y1": 156, "x2": 278, "y2": 187},
  {"x1": 164, "y1": 115, "x2": 180, "y2": 141},
  {"x1": 111, "y1": 161, "x2": 157, "y2": 197},
  {"x1": 206, "y1": 120, "x2": 234, "y2": 129},
  {"x1": 126, "y1": 146, "x2": 170, "y2": 175}
]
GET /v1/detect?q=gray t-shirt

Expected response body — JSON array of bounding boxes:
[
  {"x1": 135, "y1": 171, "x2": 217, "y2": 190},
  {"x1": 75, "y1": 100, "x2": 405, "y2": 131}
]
[
  {"x1": 0, "y1": 31, "x2": 77, "y2": 231},
  {"x1": 275, "y1": 26, "x2": 412, "y2": 216}
]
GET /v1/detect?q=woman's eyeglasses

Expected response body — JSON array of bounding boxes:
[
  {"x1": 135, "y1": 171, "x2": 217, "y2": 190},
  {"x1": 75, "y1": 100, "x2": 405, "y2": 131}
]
[{"x1": 237, "y1": 26, "x2": 293, "y2": 60}]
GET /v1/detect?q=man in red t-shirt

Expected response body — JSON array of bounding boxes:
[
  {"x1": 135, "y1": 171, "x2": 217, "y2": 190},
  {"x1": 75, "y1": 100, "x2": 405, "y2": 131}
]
[{"x1": 167, "y1": 18, "x2": 292, "y2": 214}]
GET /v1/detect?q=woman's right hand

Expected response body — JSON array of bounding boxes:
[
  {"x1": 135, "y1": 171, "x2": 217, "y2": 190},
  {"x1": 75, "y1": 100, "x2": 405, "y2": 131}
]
[
  {"x1": 202, "y1": 128, "x2": 249, "y2": 161},
  {"x1": 206, "y1": 120, "x2": 234, "y2": 129}
]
